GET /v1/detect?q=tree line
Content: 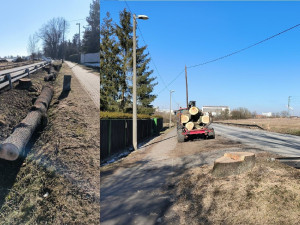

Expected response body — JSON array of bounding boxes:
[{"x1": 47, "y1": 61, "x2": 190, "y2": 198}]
[
  {"x1": 100, "y1": 9, "x2": 157, "y2": 115},
  {"x1": 214, "y1": 107, "x2": 291, "y2": 120},
  {"x1": 27, "y1": 0, "x2": 99, "y2": 61}
]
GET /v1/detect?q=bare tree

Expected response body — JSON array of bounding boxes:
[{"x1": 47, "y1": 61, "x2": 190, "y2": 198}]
[
  {"x1": 39, "y1": 17, "x2": 68, "y2": 59},
  {"x1": 27, "y1": 34, "x2": 39, "y2": 60}
]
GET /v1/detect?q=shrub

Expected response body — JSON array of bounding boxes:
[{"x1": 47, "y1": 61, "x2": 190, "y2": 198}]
[{"x1": 100, "y1": 111, "x2": 162, "y2": 120}]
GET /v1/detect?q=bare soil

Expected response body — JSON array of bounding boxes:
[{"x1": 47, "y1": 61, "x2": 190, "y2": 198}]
[
  {"x1": 171, "y1": 152, "x2": 300, "y2": 224},
  {"x1": 217, "y1": 118, "x2": 300, "y2": 135},
  {"x1": 0, "y1": 63, "x2": 100, "y2": 224},
  {"x1": 0, "y1": 69, "x2": 48, "y2": 141}
]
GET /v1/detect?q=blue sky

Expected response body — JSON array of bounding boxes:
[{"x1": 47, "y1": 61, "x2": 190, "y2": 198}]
[
  {"x1": 101, "y1": 1, "x2": 300, "y2": 115},
  {"x1": 0, "y1": 0, "x2": 91, "y2": 57}
]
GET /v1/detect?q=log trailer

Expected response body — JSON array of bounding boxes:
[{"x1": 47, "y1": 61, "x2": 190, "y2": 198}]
[{"x1": 175, "y1": 101, "x2": 215, "y2": 142}]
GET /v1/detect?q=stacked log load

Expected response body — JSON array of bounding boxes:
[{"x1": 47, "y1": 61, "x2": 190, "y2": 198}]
[{"x1": 180, "y1": 106, "x2": 211, "y2": 131}]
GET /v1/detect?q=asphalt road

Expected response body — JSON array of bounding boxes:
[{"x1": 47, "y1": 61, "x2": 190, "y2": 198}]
[
  {"x1": 212, "y1": 123, "x2": 300, "y2": 157},
  {"x1": 65, "y1": 61, "x2": 100, "y2": 109}
]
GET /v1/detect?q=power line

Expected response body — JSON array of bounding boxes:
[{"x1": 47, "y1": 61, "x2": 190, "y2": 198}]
[
  {"x1": 159, "y1": 23, "x2": 300, "y2": 93},
  {"x1": 188, "y1": 23, "x2": 300, "y2": 69}
]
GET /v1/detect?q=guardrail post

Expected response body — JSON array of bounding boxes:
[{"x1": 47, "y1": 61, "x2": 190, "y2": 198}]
[
  {"x1": 6, "y1": 73, "x2": 13, "y2": 89},
  {"x1": 25, "y1": 68, "x2": 30, "y2": 78}
]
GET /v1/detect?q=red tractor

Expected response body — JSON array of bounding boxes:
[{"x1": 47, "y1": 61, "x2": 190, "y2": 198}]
[{"x1": 175, "y1": 101, "x2": 215, "y2": 142}]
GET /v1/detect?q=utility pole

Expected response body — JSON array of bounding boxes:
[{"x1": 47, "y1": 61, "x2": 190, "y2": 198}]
[
  {"x1": 185, "y1": 65, "x2": 188, "y2": 108},
  {"x1": 132, "y1": 14, "x2": 148, "y2": 151},
  {"x1": 288, "y1": 96, "x2": 291, "y2": 117},
  {"x1": 133, "y1": 15, "x2": 137, "y2": 151},
  {"x1": 76, "y1": 23, "x2": 81, "y2": 64},
  {"x1": 169, "y1": 90, "x2": 175, "y2": 128}
]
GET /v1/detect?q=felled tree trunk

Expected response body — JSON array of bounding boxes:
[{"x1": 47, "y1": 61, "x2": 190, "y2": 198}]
[
  {"x1": 44, "y1": 73, "x2": 57, "y2": 81},
  {"x1": 0, "y1": 85, "x2": 54, "y2": 161}
]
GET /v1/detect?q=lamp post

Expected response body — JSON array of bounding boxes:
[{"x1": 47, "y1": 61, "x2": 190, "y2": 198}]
[
  {"x1": 169, "y1": 90, "x2": 175, "y2": 128},
  {"x1": 76, "y1": 23, "x2": 81, "y2": 64},
  {"x1": 133, "y1": 14, "x2": 148, "y2": 151}
]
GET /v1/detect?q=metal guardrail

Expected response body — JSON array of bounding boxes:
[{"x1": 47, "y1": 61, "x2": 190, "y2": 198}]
[{"x1": 0, "y1": 62, "x2": 50, "y2": 90}]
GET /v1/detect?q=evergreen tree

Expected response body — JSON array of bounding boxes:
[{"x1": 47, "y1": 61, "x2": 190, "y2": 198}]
[
  {"x1": 82, "y1": 0, "x2": 100, "y2": 53},
  {"x1": 115, "y1": 9, "x2": 133, "y2": 112},
  {"x1": 100, "y1": 13, "x2": 121, "y2": 111},
  {"x1": 136, "y1": 46, "x2": 157, "y2": 114},
  {"x1": 116, "y1": 8, "x2": 157, "y2": 114}
]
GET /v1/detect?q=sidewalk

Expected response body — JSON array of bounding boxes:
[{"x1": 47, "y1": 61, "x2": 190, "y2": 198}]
[{"x1": 65, "y1": 61, "x2": 100, "y2": 109}]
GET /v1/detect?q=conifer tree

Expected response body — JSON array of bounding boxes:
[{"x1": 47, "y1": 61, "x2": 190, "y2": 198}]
[
  {"x1": 116, "y1": 9, "x2": 157, "y2": 114},
  {"x1": 100, "y1": 13, "x2": 121, "y2": 111},
  {"x1": 82, "y1": 0, "x2": 100, "y2": 53},
  {"x1": 115, "y1": 9, "x2": 133, "y2": 112},
  {"x1": 136, "y1": 46, "x2": 157, "y2": 114}
]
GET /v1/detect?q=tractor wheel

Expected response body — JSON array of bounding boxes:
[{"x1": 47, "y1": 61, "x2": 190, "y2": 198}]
[
  {"x1": 208, "y1": 129, "x2": 215, "y2": 139},
  {"x1": 177, "y1": 130, "x2": 185, "y2": 143}
]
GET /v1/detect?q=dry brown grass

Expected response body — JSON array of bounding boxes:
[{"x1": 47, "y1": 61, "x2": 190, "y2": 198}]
[
  {"x1": 218, "y1": 118, "x2": 300, "y2": 135},
  {"x1": 172, "y1": 152, "x2": 300, "y2": 224}
]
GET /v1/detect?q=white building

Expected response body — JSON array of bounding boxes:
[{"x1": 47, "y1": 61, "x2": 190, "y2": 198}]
[
  {"x1": 202, "y1": 106, "x2": 230, "y2": 116},
  {"x1": 262, "y1": 112, "x2": 273, "y2": 117}
]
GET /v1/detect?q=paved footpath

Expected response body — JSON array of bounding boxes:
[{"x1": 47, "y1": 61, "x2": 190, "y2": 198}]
[
  {"x1": 101, "y1": 128, "x2": 179, "y2": 225},
  {"x1": 65, "y1": 61, "x2": 100, "y2": 109}
]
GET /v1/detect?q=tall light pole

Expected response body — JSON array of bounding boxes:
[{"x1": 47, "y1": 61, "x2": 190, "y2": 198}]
[
  {"x1": 133, "y1": 14, "x2": 148, "y2": 151},
  {"x1": 76, "y1": 23, "x2": 81, "y2": 64},
  {"x1": 169, "y1": 90, "x2": 175, "y2": 128}
]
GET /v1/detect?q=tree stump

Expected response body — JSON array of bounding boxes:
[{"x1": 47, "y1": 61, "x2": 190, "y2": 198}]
[
  {"x1": 18, "y1": 78, "x2": 32, "y2": 89},
  {"x1": 63, "y1": 75, "x2": 71, "y2": 91},
  {"x1": 212, "y1": 152, "x2": 255, "y2": 177}
]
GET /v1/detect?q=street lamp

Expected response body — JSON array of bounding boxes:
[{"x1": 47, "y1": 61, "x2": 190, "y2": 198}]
[
  {"x1": 169, "y1": 90, "x2": 175, "y2": 128},
  {"x1": 133, "y1": 14, "x2": 149, "y2": 151},
  {"x1": 76, "y1": 23, "x2": 81, "y2": 64}
]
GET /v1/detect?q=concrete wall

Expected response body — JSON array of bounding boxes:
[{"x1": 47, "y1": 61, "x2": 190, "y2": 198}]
[{"x1": 80, "y1": 52, "x2": 100, "y2": 63}]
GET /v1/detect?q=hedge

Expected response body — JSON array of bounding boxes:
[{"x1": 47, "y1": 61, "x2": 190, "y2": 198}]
[{"x1": 100, "y1": 111, "x2": 162, "y2": 120}]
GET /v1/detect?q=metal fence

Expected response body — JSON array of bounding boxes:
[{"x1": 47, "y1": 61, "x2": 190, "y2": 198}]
[
  {"x1": 0, "y1": 62, "x2": 49, "y2": 90},
  {"x1": 100, "y1": 118, "x2": 163, "y2": 160}
]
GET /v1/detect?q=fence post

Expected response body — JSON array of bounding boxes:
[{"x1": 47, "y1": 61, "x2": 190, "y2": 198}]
[
  {"x1": 6, "y1": 73, "x2": 13, "y2": 89},
  {"x1": 25, "y1": 68, "x2": 30, "y2": 78},
  {"x1": 124, "y1": 120, "x2": 127, "y2": 147},
  {"x1": 108, "y1": 120, "x2": 111, "y2": 156}
]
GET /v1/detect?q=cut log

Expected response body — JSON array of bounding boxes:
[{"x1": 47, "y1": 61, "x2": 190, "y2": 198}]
[
  {"x1": 0, "y1": 85, "x2": 54, "y2": 161},
  {"x1": 212, "y1": 152, "x2": 255, "y2": 177},
  {"x1": 185, "y1": 122, "x2": 194, "y2": 131},
  {"x1": 189, "y1": 106, "x2": 199, "y2": 115},
  {"x1": 201, "y1": 115, "x2": 210, "y2": 124},
  {"x1": 18, "y1": 78, "x2": 32, "y2": 89},
  {"x1": 181, "y1": 114, "x2": 190, "y2": 123},
  {"x1": 44, "y1": 73, "x2": 56, "y2": 81}
]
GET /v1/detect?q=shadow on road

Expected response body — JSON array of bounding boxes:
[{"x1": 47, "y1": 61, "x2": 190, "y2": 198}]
[{"x1": 58, "y1": 90, "x2": 70, "y2": 100}]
